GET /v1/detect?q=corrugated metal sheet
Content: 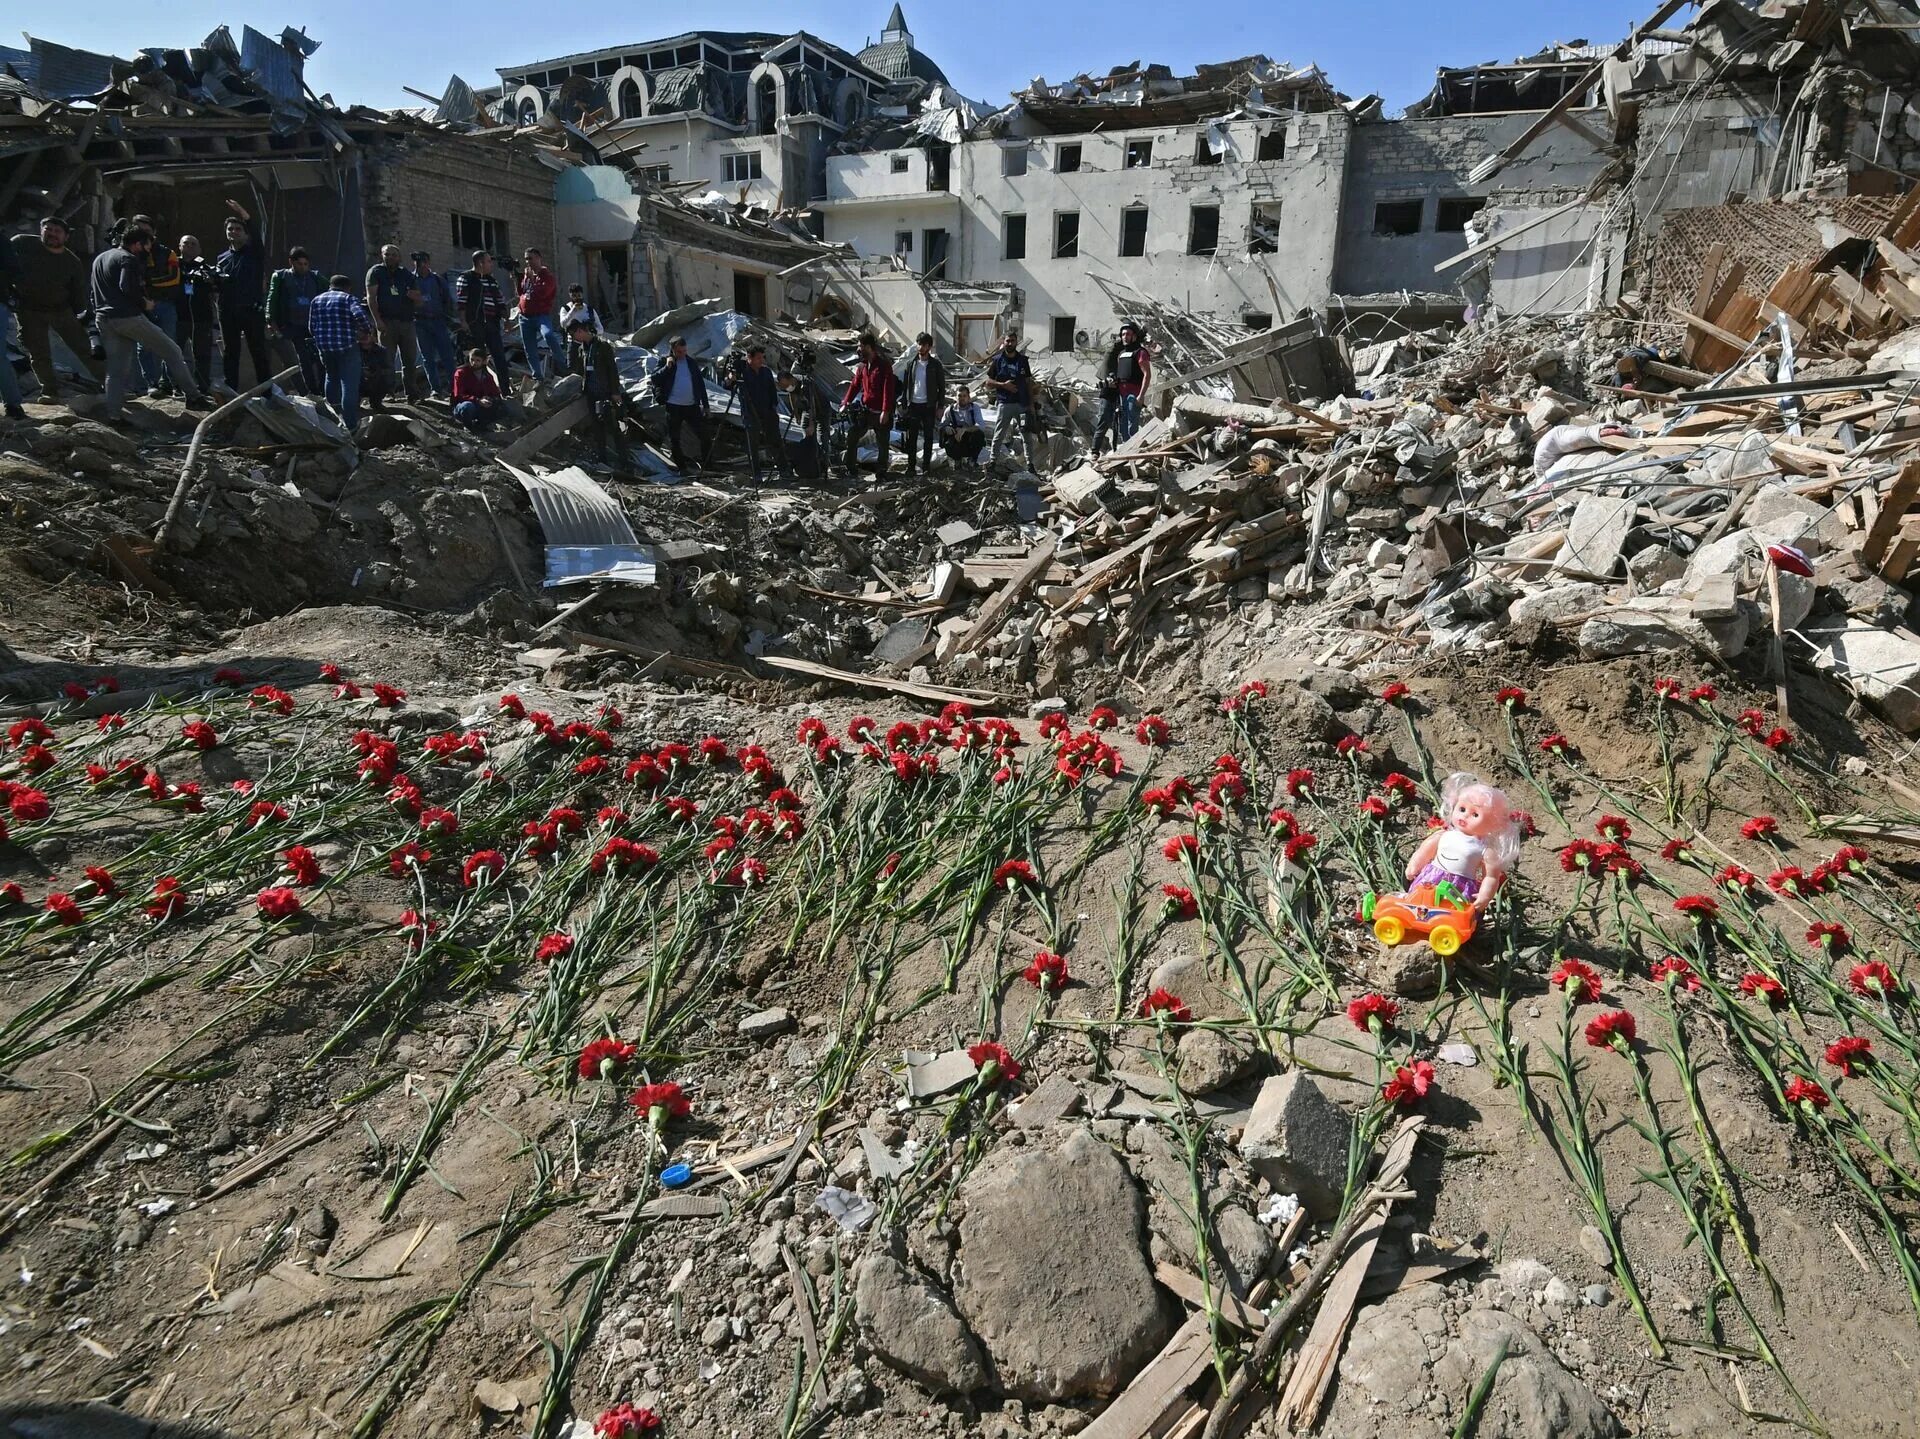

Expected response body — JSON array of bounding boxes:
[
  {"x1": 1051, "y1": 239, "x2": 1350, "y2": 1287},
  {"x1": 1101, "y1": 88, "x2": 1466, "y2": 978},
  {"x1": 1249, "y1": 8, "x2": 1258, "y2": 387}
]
[
  {"x1": 26, "y1": 37, "x2": 117, "y2": 100},
  {"x1": 240, "y1": 26, "x2": 300, "y2": 103},
  {"x1": 508, "y1": 464, "x2": 660, "y2": 587}
]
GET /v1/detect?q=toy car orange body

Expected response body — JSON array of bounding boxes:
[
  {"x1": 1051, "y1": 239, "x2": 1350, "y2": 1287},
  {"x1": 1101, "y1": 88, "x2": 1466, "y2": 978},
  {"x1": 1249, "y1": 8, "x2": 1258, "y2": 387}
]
[{"x1": 1366, "y1": 884, "x2": 1477, "y2": 955}]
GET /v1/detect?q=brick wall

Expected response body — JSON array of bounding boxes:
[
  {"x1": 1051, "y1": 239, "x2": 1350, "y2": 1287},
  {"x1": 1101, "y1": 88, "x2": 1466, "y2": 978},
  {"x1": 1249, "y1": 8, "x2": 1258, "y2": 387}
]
[{"x1": 361, "y1": 135, "x2": 557, "y2": 277}]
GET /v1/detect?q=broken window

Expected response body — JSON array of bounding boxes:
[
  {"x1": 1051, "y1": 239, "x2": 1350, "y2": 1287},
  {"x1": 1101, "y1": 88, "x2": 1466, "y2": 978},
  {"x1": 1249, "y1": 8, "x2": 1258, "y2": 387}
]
[
  {"x1": 1124, "y1": 138, "x2": 1154, "y2": 169},
  {"x1": 1373, "y1": 199, "x2": 1423, "y2": 236},
  {"x1": 1056, "y1": 142, "x2": 1081, "y2": 173},
  {"x1": 1256, "y1": 126, "x2": 1286, "y2": 162},
  {"x1": 1187, "y1": 205, "x2": 1219, "y2": 257},
  {"x1": 1054, "y1": 211, "x2": 1080, "y2": 259},
  {"x1": 452, "y1": 213, "x2": 509, "y2": 256},
  {"x1": 733, "y1": 272, "x2": 766, "y2": 317},
  {"x1": 895, "y1": 231, "x2": 913, "y2": 256},
  {"x1": 640, "y1": 165, "x2": 672, "y2": 186},
  {"x1": 890, "y1": 153, "x2": 911, "y2": 174},
  {"x1": 1051, "y1": 316, "x2": 1077, "y2": 353},
  {"x1": 1436, "y1": 197, "x2": 1487, "y2": 233},
  {"x1": 724, "y1": 151, "x2": 764, "y2": 183},
  {"x1": 1002, "y1": 144, "x2": 1029, "y2": 177},
  {"x1": 1243, "y1": 311, "x2": 1273, "y2": 330},
  {"x1": 1248, "y1": 200, "x2": 1282, "y2": 255},
  {"x1": 1119, "y1": 207, "x2": 1148, "y2": 258},
  {"x1": 1193, "y1": 134, "x2": 1222, "y2": 166},
  {"x1": 1003, "y1": 213, "x2": 1027, "y2": 261}
]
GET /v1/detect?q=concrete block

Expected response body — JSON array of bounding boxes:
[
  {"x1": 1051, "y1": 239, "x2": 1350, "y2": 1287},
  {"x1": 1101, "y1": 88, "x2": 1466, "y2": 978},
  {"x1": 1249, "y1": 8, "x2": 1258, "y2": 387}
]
[
  {"x1": 1555, "y1": 495, "x2": 1637, "y2": 578},
  {"x1": 1239, "y1": 1072, "x2": 1354, "y2": 1218},
  {"x1": 1804, "y1": 619, "x2": 1920, "y2": 732}
]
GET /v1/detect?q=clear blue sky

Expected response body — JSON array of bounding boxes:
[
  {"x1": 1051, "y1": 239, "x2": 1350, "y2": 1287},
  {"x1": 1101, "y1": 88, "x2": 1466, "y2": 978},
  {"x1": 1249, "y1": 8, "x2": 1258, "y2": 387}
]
[{"x1": 28, "y1": 0, "x2": 1680, "y2": 114}]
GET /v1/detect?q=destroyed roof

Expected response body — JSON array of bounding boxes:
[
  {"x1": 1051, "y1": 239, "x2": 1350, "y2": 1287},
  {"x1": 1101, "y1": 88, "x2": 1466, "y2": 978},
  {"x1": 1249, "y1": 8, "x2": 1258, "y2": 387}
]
[
  {"x1": 1005, "y1": 55, "x2": 1344, "y2": 132},
  {"x1": 1406, "y1": 32, "x2": 1689, "y2": 117},
  {"x1": 2, "y1": 24, "x2": 327, "y2": 126},
  {"x1": 497, "y1": 32, "x2": 786, "y2": 82}
]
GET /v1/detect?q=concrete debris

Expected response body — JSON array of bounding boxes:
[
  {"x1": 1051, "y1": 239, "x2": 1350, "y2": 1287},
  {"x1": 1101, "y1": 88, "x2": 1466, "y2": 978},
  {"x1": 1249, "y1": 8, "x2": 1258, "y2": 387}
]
[
  {"x1": 1240, "y1": 1072, "x2": 1355, "y2": 1219},
  {"x1": 854, "y1": 1253, "x2": 989, "y2": 1395}
]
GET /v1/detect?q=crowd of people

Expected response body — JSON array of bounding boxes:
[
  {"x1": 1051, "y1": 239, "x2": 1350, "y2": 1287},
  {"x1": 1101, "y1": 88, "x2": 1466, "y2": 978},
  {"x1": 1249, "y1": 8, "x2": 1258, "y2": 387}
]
[{"x1": 0, "y1": 204, "x2": 1157, "y2": 482}]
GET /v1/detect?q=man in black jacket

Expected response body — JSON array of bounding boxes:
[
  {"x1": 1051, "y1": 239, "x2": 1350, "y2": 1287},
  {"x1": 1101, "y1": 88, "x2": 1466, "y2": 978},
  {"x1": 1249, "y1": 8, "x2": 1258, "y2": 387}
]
[
  {"x1": 10, "y1": 217, "x2": 104, "y2": 398},
  {"x1": 895, "y1": 331, "x2": 945, "y2": 478},
  {"x1": 454, "y1": 251, "x2": 510, "y2": 389},
  {"x1": 266, "y1": 247, "x2": 324, "y2": 393},
  {"x1": 652, "y1": 335, "x2": 711, "y2": 474},
  {"x1": 91, "y1": 225, "x2": 205, "y2": 419},
  {"x1": 175, "y1": 233, "x2": 217, "y2": 394},
  {"x1": 213, "y1": 198, "x2": 270, "y2": 390},
  {"x1": 730, "y1": 345, "x2": 792, "y2": 482},
  {"x1": 568, "y1": 316, "x2": 630, "y2": 471}
]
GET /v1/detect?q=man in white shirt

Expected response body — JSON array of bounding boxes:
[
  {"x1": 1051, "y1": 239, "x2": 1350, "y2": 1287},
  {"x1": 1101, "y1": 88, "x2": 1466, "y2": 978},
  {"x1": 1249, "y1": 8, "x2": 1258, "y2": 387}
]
[
  {"x1": 938, "y1": 384, "x2": 986, "y2": 471},
  {"x1": 651, "y1": 335, "x2": 711, "y2": 474},
  {"x1": 559, "y1": 284, "x2": 602, "y2": 336},
  {"x1": 894, "y1": 331, "x2": 945, "y2": 478}
]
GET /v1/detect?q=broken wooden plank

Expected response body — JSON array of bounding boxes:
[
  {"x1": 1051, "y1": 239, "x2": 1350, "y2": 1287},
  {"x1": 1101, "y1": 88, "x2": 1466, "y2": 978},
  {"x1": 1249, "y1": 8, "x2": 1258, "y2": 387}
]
[
  {"x1": 1153, "y1": 1262, "x2": 1267, "y2": 1331},
  {"x1": 755, "y1": 653, "x2": 1008, "y2": 709},
  {"x1": 99, "y1": 534, "x2": 175, "y2": 599},
  {"x1": 1011, "y1": 1073, "x2": 1084, "y2": 1129},
  {"x1": 1079, "y1": 1313, "x2": 1216, "y2": 1439},
  {"x1": 1816, "y1": 816, "x2": 1920, "y2": 850},
  {"x1": 499, "y1": 397, "x2": 591, "y2": 466},
  {"x1": 953, "y1": 542, "x2": 1058, "y2": 657},
  {"x1": 1862, "y1": 459, "x2": 1920, "y2": 573},
  {"x1": 1050, "y1": 514, "x2": 1203, "y2": 614}
]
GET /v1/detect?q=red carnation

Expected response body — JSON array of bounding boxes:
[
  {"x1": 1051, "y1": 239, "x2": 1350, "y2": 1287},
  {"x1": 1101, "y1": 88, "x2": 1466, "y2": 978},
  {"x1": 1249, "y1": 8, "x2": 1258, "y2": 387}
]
[
  {"x1": 1283, "y1": 833, "x2": 1318, "y2": 864},
  {"x1": 181, "y1": 720, "x2": 219, "y2": 750},
  {"x1": 1806, "y1": 921, "x2": 1851, "y2": 954},
  {"x1": 1658, "y1": 838, "x2": 1693, "y2": 863},
  {"x1": 1649, "y1": 956, "x2": 1700, "y2": 993},
  {"x1": 578, "y1": 1036, "x2": 637, "y2": 1082},
  {"x1": 1673, "y1": 894, "x2": 1719, "y2": 923},
  {"x1": 536, "y1": 933, "x2": 576, "y2": 962},
  {"x1": 283, "y1": 846, "x2": 322, "y2": 887},
  {"x1": 1740, "y1": 815, "x2": 1781, "y2": 843},
  {"x1": 389, "y1": 841, "x2": 431, "y2": 876},
  {"x1": 398, "y1": 909, "x2": 439, "y2": 950},
  {"x1": 1358, "y1": 795, "x2": 1390, "y2": 821},
  {"x1": 1825, "y1": 1036, "x2": 1873, "y2": 1078},
  {"x1": 1284, "y1": 768, "x2": 1315, "y2": 799},
  {"x1": 1549, "y1": 958, "x2": 1601, "y2": 1006},
  {"x1": 44, "y1": 892, "x2": 85, "y2": 926},
  {"x1": 993, "y1": 859, "x2": 1039, "y2": 891},
  {"x1": 1347, "y1": 993, "x2": 1399, "y2": 1034},
  {"x1": 1382, "y1": 681, "x2": 1411, "y2": 706},
  {"x1": 1209, "y1": 772, "x2": 1247, "y2": 806},
  {"x1": 1784, "y1": 1076, "x2": 1829, "y2": 1113},
  {"x1": 1849, "y1": 961, "x2": 1899, "y2": 999},
  {"x1": 249, "y1": 684, "x2": 295, "y2": 716},
  {"x1": 462, "y1": 849, "x2": 508, "y2": 888},
  {"x1": 967, "y1": 1040, "x2": 1021, "y2": 1085},
  {"x1": 1538, "y1": 734, "x2": 1573, "y2": 757},
  {"x1": 1088, "y1": 705, "x2": 1119, "y2": 731},
  {"x1": 1715, "y1": 864, "x2": 1757, "y2": 894},
  {"x1": 1140, "y1": 988, "x2": 1192, "y2": 1024},
  {"x1": 212, "y1": 667, "x2": 247, "y2": 686},
  {"x1": 1829, "y1": 845, "x2": 1871, "y2": 877},
  {"x1": 1161, "y1": 884, "x2": 1198, "y2": 920},
  {"x1": 1495, "y1": 686, "x2": 1527, "y2": 710},
  {"x1": 1739, "y1": 973, "x2": 1788, "y2": 1010},
  {"x1": 1135, "y1": 714, "x2": 1173, "y2": 746},
  {"x1": 145, "y1": 876, "x2": 187, "y2": 922},
  {"x1": 629, "y1": 1080, "x2": 692, "y2": 1128},
  {"x1": 371, "y1": 682, "x2": 406, "y2": 708},
  {"x1": 1584, "y1": 1009, "x2": 1637, "y2": 1052},
  {"x1": 1559, "y1": 839, "x2": 1601, "y2": 873},
  {"x1": 1766, "y1": 867, "x2": 1806, "y2": 896},
  {"x1": 255, "y1": 886, "x2": 303, "y2": 922},
  {"x1": 1652, "y1": 678, "x2": 1682, "y2": 702},
  {"x1": 1595, "y1": 814, "x2": 1630, "y2": 842},
  {"x1": 1382, "y1": 772, "x2": 1418, "y2": 803},
  {"x1": 1382, "y1": 1059, "x2": 1435, "y2": 1108},
  {"x1": 1023, "y1": 950, "x2": 1069, "y2": 991},
  {"x1": 726, "y1": 857, "x2": 770, "y2": 887},
  {"x1": 1762, "y1": 727, "x2": 1793, "y2": 752},
  {"x1": 1336, "y1": 735, "x2": 1369, "y2": 758},
  {"x1": 1163, "y1": 834, "x2": 1199, "y2": 863},
  {"x1": 1687, "y1": 683, "x2": 1717, "y2": 703},
  {"x1": 593, "y1": 1404, "x2": 661, "y2": 1439}
]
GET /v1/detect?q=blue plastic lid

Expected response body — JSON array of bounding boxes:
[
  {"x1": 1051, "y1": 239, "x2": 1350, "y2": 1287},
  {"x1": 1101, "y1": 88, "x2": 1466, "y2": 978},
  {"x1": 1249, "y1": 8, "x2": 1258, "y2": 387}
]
[{"x1": 660, "y1": 1162, "x2": 693, "y2": 1189}]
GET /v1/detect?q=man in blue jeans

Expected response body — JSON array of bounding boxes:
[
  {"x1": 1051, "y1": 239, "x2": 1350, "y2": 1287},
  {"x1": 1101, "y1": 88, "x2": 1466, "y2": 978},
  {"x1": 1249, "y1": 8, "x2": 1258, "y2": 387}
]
[
  {"x1": 515, "y1": 248, "x2": 567, "y2": 382},
  {"x1": 409, "y1": 250, "x2": 457, "y2": 397},
  {"x1": 307, "y1": 274, "x2": 373, "y2": 430}
]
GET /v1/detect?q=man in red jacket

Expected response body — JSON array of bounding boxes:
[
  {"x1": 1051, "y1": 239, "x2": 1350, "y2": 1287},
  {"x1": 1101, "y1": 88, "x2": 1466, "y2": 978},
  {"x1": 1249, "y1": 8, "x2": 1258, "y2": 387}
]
[
  {"x1": 839, "y1": 334, "x2": 898, "y2": 481},
  {"x1": 515, "y1": 247, "x2": 567, "y2": 381}
]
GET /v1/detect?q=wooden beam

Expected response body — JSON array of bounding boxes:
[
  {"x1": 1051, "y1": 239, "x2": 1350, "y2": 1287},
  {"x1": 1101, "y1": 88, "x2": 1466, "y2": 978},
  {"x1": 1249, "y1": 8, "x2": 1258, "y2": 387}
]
[
  {"x1": 500, "y1": 397, "x2": 592, "y2": 466},
  {"x1": 1667, "y1": 304, "x2": 1759, "y2": 354},
  {"x1": 1433, "y1": 196, "x2": 1590, "y2": 273},
  {"x1": 1862, "y1": 458, "x2": 1920, "y2": 572},
  {"x1": 952, "y1": 541, "x2": 1056, "y2": 657},
  {"x1": 754, "y1": 653, "x2": 1011, "y2": 709}
]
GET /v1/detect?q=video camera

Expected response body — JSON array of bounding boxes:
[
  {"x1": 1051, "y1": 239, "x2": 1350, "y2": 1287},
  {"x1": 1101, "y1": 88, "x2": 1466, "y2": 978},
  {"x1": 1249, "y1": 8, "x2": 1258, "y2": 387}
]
[{"x1": 716, "y1": 349, "x2": 750, "y2": 387}]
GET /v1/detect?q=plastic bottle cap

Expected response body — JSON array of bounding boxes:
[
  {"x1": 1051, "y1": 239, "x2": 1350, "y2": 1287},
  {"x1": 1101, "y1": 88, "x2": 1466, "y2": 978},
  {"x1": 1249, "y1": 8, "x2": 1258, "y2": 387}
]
[{"x1": 660, "y1": 1162, "x2": 693, "y2": 1189}]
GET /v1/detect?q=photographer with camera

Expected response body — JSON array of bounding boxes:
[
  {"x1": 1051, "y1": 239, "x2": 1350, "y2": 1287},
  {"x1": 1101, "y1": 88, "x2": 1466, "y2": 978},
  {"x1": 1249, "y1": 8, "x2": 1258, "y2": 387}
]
[
  {"x1": 653, "y1": 335, "x2": 712, "y2": 475},
  {"x1": 175, "y1": 235, "x2": 218, "y2": 396},
  {"x1": 569, "y1": 315, "x2": 631, "y2": 471},
  {"x1": 727, "y1": 344, "x2": 793, "y2": 483},
  {"x1": 986, "y1": 331, "x2": 1037, "y2": 469},
  {"x1": 1096, "y1": 321, "x2": 1150, "y2": 453},
  {"x1": 839, "y1": 333, "x2": 898, "y2": 482}
]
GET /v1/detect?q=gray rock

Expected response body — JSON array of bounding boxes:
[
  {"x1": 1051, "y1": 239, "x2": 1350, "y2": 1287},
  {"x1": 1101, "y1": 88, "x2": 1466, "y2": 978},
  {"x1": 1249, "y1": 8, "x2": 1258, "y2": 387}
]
[
  {"x1": 1627, "y1": 544, "x2": 1685, "y2": 590},
  {"x1": 1434, "y1": 1308, "x2": 1620, "y2": 1438},
  {"x1": 1211, "y1": 1205, "x2": 1274, "y2": 1298},
  {"x1": 747, "y1": 1228, "x2": 784, "y2": 1277},
  {"x1": 739, "y1": 1007, "x2": 796, "y2": 1040},
  {"x1": 700, "y1": 1315, "x2": 731, "y2": 1349},
  {"x1": 1832, "y1": 569, "x2": 1915, "y2": 628},
  {"x1": 300, "y1": 1203, "x2": 337, "y2": 1256},
  {"x1": 1370, "y1": 939, "x2": 1443, "y2": 998},
  {"x1": 1577, "y1": 1224, "x2": 1612, "y2": 1269},
  {"x1": 855, "y1": 1253, "x2": 988, "y2": 1394},
  {"x1": 1555, "y1": 495, "x2": 1636, "y2": 579},
  {"x1": 1174, "y1": 1027, "x2": 1258, "y2": 1095},
  {"x1": 1804, "y1": 618, "x2": 1920, "y2": 732},
  {"x1": 954, "y1": 1127, "x2": 1171, "y2": 1400},
  {"x1": 1335, "y1": 1282, "x2": 1452, "y2": 1414},
  {"x1": 1583, "y1": 1284, "x2": 1610, "y2": 1307},
  {"x1": 1239, "y1": 1073, "x2": 1354, "y2": 1218},
  {"x1": 1507, "y1": 583, "x2": 1603, "y2": 631}
]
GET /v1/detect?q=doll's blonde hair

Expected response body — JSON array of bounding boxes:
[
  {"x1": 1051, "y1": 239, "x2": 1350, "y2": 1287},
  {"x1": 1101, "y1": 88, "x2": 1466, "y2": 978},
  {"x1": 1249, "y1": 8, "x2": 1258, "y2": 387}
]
[{"x1": 1439, "y1": 772, "x2": 1522, "y2": 874}]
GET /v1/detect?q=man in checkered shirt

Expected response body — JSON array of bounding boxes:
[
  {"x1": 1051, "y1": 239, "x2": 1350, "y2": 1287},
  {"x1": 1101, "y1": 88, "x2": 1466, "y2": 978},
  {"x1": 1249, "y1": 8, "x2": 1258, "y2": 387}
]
[{"x1": 307, "y1": 274, "x2": 375, "y2": 430}]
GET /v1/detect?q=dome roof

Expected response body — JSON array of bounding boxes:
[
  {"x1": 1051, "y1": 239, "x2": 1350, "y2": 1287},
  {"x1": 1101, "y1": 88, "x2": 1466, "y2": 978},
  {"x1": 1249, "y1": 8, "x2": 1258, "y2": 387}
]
[{"x1": 857, "y1": 4, "x2": 947, "y2": 87}]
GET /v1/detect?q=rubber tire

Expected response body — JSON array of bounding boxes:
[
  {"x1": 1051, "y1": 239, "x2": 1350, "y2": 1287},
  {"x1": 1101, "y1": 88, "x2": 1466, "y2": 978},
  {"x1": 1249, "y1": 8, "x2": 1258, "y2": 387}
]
[
  {"x1": 1374, "y1": 915, "x2": 1405, "y2": 946},
  {"x1": 1429, "y1": 925, "x2": 1461, "y2": 956}
]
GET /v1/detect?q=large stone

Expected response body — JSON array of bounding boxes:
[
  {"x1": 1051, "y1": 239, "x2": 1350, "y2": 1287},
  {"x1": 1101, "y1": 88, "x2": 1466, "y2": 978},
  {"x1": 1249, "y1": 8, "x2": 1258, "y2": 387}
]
[
  {"x1": 1335, "y1": 1282, "x2": 1453, "y2": 1416},
  {"x1": 1239, "y1": 1072, "x2": 1354, "y2": 1218},
  {"x1": 1174, "y1": 1027, "x2": 1259, "y2": 1096},
  {"x1": 1804, "y1": 619, "x2": 1920, "y2": 732},
  {"x1": 1507, "y1": 582, "x2": 1603, "y2": 631},
  {"x1": 1554, "y1": 495, "x2": 1636, "y2": 578},
  {"x1": 1211, "y1": 1205, "x2": 1274, "y2": 1298},
  {"x1": 1831, "y1": 569, "x2": 1915, "y2": 628},
  {"x1": 1433, "y1": 1308, "x2": 1621, "y2": 1439},
  {"x1": 854, "y1": 1253, "x2": 988, "y2": 1395},
  {"x1": 1627, "y1": 544, "x2": 1685, "y2": 590},
  {"x1": 954, "y1": 1127, "x2": 1171, "y2": 1400},
  {"x1": 1577, "y1": 602, "x2": 1748, "y2": 662}
]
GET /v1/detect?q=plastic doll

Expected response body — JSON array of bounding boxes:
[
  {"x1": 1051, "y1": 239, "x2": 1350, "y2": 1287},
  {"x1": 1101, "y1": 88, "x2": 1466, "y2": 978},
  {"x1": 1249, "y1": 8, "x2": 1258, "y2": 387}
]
[{"x1": 1402, "y1": 773, "x2": 1521, "y2": 913}]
